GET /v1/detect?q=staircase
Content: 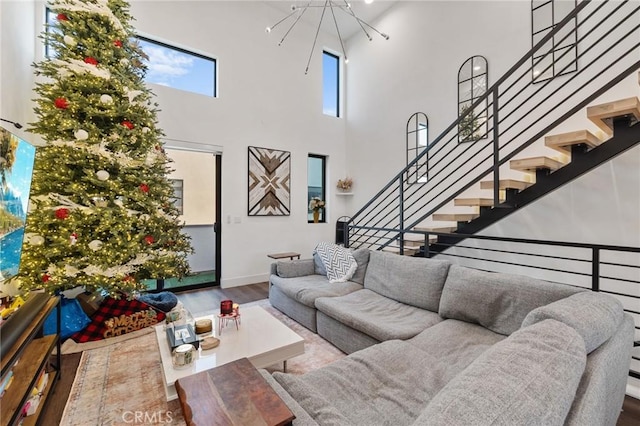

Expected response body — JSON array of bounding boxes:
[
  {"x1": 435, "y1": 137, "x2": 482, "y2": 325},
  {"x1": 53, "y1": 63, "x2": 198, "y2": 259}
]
[{"x1": 345, "y1": 0, "x2": 640, "y2": 256}]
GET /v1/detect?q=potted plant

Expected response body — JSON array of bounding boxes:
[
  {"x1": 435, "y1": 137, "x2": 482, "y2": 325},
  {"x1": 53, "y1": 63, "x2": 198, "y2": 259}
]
[
  {"x1": 308, "y1": 197, "x2": 325, "y2": 223},
  {"x1": 336, "y1": 177, "x2": 353, "y2": 192}
]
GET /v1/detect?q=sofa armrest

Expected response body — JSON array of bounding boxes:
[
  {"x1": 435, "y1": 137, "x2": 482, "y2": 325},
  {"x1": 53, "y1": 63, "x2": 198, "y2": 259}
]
[
  {"x1": 273, "y1": 259, "x2": 315, "y2": 278},
  {"x1": 258, "y1": 369, "x2": 319, "y2": 426}
]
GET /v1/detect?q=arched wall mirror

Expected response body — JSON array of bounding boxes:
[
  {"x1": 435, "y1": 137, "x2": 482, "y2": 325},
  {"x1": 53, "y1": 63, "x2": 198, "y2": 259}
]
[
  {"x1": 531, "y1": 0, "x2": 578, "y2": 82},
  {"x1": 458, "y1": 55, "x2": 488, "y2": 143},
  {"x1": 406, "y1": 112, "x2": 429, "y2": 184}
]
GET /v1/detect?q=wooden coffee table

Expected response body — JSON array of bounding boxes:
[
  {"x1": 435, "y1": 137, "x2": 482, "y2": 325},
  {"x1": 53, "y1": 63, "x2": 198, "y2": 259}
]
[
  {"x1": 176, "y1": 357, "x2": 294, "y2": 426},
  {"x1": 155, "y1": 306, "x2": 304, "y2": 401}
]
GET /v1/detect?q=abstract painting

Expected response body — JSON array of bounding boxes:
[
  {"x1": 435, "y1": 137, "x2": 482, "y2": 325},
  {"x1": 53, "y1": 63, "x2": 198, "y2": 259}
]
[{"x1": 248, "y1": 146, "x2": 290, "y2": 216}]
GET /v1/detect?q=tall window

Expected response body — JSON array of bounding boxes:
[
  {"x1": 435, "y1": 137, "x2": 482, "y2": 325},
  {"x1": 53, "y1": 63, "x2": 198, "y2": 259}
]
[
  {"x1": 406, "y1": 113, "x2": 429, "y2": 184},
  {"x1": 458, "y1": 56, "x2": 488, "y2": 143},
  {"x1": 531, "y1": 0, "x2": 578, "y2": 82},
  {"x1": 308, "y1": 154, "x2": 326, "y2": 223},
  {"x1": 323, "y1": 51, "x2": 340, "y2": 117}
]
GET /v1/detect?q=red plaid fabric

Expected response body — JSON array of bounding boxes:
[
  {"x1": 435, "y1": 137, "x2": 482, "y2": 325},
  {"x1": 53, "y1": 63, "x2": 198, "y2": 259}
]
[{"x1": 70, "y1": 297, "x2": 165, "y2": 343}]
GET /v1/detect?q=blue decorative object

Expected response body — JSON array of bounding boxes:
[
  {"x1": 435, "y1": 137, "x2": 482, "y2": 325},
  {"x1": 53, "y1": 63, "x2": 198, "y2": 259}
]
[
  {"x1": 44, "y1": 296, "x2": 91, "y2": 340},
  {"x1": 137, "y1": 291, "x2": 178, "y2": 312}
]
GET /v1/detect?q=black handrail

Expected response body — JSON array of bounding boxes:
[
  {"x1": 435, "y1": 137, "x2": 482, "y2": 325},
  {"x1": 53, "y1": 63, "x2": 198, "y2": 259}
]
[{"x1": 346, "y1": 0, "x2": 640, "y2": 252}]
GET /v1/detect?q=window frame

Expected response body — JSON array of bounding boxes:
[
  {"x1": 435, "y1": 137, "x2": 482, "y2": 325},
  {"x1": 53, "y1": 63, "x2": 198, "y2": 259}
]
[
  {"x1": 307, "y1": 154, "x2": 327, "y2": 224},
  {"x1": 457, "y1": 56, "x2": 488, "y2": 143},
  {"x1": 406, "y1": 112, "x2": 429, "y2": 184},
  {"x1": 322, "y1": 50, "x2": 341, "y2": 118}
]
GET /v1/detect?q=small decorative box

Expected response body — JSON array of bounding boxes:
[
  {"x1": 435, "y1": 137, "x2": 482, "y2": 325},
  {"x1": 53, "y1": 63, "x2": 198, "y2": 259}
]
[
  {"x1": 166, "y1": 323, "x2": 199, "y2": 350},
  {"x1": 195, "y1": 319, "x2": 212, "y2": 334}
]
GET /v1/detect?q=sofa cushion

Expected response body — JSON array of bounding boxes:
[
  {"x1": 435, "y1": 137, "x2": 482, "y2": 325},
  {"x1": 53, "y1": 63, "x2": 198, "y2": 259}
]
[
  {"x1": 521, "y1": 291, "x2": 624, "y2": 353},
  {"x1": 350, "y1": 248, "x2": 370, "y2": 285},
  {"x1": 312, "y1": 253, "x2": 327, "y2": 276},
  {"x1": 364, "y1": 251, "x2": 451, "y2": 311},
  {"x1": 270, "y1": 274, "x2": 363, "y2": 308},
  {"x1": 408, "y1": 319, "x2": 505, "y2": 383},
  {"x1": 416, "y1": 319, "x2": 587, "y2": 426},
  {"x1": 276, "y1": 259, "x2": 315, "y2": 278},
  {"x1": 274, "y1": 340, "x2": 451, "y2": 425},
  {"x1": 439, "y1": 265, "x2": 583, "y2": 335},
  {"x1": 313, "y1": 242, "x2": 358, "y2": 283},
  {"x1": 315, "y1": 289, "x2": 443, "y2": 341}
]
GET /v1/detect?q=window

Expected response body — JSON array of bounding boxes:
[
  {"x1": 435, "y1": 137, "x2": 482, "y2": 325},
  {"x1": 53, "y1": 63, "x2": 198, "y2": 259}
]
[
  {"x1": 308, "y1": 154, "x2": 326, "y2": 223},
  {"x1": 531, "y1": 0, "x2": 577, "y2": 82},
  {"x1": 43, "y1": 9, "x2": 216, "y2": 97},
  {"x1": 323, "y1": 51, "x2": 340, "y2": 117},
  {"x1": 406, "y1": 113, "x2": 429, "y2": 184},
  {"x1": 458, "y1": 56, "x2": 488, "y2": 143},
  {"x1": 136, "y1": 36, "x2": 216, "y2": 97}
]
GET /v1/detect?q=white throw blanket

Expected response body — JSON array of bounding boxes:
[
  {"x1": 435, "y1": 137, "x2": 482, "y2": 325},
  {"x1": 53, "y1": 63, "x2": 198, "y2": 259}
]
[{"x1": 313, "y1": 242, "x2": 358, "y2": 283}]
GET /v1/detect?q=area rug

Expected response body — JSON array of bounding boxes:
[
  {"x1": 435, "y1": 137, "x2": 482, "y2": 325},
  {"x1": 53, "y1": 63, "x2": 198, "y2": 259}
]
[{"x1": 60, "y1": 299, "x2": 345, "y2": 426}]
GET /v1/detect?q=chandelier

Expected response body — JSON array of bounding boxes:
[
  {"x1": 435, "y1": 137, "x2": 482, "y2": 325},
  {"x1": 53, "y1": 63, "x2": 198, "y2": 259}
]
[{"x1": 266, "y1": 1, "x2": 389, "y2": 74}]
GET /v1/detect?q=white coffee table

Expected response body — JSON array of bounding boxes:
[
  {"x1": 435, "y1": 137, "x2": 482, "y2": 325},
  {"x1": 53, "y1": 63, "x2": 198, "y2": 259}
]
[{"x1": 154, "y1": 305, "x2": 305, "y2": 401}]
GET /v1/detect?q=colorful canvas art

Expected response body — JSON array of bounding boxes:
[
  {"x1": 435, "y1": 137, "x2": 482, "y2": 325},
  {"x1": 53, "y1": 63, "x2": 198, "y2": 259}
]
[
  {"x1": 248, "y1": 146, "x2": 290, "y2": 216},
  {"x1": 0, "y1": 127, "x2": 36, "y2": 281}
]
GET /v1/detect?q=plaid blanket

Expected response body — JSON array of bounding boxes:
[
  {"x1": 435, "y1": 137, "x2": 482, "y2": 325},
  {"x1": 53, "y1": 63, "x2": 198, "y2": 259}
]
[
  {"x1": 313, "y1": 242, "x2": 358, "y2": 283},
  {"x1": 70, "y1": 297, "x2": 165, "y2": 343}
]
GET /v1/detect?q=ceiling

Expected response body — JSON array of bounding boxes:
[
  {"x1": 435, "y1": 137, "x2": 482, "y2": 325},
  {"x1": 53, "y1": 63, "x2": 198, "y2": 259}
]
[{"x1": 266, "y1": 1, "x2": 397, "y2": 42}]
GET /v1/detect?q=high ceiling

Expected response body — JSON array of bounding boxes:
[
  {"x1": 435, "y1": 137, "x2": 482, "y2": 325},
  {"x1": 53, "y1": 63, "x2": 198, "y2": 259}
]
[{"x1": 265, "y1": 1, "x2": 397, "y2": 42}]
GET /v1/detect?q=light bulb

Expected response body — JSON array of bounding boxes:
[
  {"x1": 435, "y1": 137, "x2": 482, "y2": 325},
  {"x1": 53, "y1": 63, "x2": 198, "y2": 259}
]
[
  {"x1": 364, "y1": 0, "x2": 374, "y2": 4},
  {"x1": 265, "y1": 27, "x2": 271, "y2": 33},
  {"x1": 344, "y1": 57, "x2": 349, "y2": 64}
]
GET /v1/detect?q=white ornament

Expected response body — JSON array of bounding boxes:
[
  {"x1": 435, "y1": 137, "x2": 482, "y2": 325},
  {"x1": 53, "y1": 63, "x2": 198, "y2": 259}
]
[
  {"x1": 100, "y1": 94, "x2": 113, "y2": 104},
  {"x1": 64, "y1": 265, "x2": 80, "y2": 277},
  {"x1": 142, "y1": 127, "x2": 150, "y2": 133},
  {"x1": 114, "y1": 199, "x2": 124, "y2": 208},
  {"x1": 120, "y1": 58, "x2": 130, "y2": 66},
  {"x1": 25, "y1": 233, "x2": 45, "y2": 245},
  {"x1": 63, "y1": 35, "x2": 77, "y2": 47},
  {"x1": 88, "y1": 240, "x2": 103, "y2": 251},
  {"x1": 96, "y1": 170, "x2": 110, "y2": 181},
  {"x1": 74, "y1": 129, "x2": 89, "y2": 140}
]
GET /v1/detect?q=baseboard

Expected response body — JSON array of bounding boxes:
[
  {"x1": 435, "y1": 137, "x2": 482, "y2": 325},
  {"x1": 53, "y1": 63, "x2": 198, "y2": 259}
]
[{"x1": 220, "y1": 273, "x2": 269, "y2": 289}]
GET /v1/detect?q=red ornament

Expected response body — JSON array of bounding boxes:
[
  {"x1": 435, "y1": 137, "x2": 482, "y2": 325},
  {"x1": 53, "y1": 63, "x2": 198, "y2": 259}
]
[
  {"x1": 144, "y1": 235, "x2": 155, "y2": 245},
  {"x1": 123, "y1": 275, "x2": 135, "y2": 282},
  {"x1": 42, "y1": 274, "x2": 50, "y2": 283},
  {"x1": 54, "y1": 97, "x2": 69, "y2": 109},
  {"x1": 114, "y1": 40, "x2": 123, "y2": 48},
  {"x1": 139, "y1": 183, "x2": 149, "y2": 193},
  {"x1": 84, "y1": 57, "x2": 98, "y2": 66},
  {"x1": 55, "y1": 208, "x2": 69, "y2": 219},
  {"x1": 122, "y1": 120, "x2": 134, "y2": 129},
  {"x1": 57, "y1": 13, "x2": 68, "y2": 21}
]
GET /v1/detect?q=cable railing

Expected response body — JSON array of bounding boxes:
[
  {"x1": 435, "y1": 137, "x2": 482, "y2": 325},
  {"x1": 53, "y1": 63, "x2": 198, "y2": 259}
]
[{"x1": 346, "y1": 0, "x2": 640, "y2": 252}]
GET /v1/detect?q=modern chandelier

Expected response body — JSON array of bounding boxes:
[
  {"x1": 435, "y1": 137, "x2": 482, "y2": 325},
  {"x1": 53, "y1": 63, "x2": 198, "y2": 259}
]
[{"x1": 266, "y1": 1, "x2": 389, "y2": 74}]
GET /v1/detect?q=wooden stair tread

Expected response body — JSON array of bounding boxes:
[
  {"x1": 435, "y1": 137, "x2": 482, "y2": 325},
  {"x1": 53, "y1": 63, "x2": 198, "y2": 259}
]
[
  {"x1": 403, "y1": 235, "x2": 437, "y2": 247},
  {"x1": 510, "y1": 156, "x2": 565, "y2": 172},
  {"x1": 586, "y1": 96, "x2": 640, "y2": 135},
  {"x1": 545, "y1": 130, "x2": 602, "y2": 154},
  {"x1": 454, "y1": 198, "x2": 502, "y2": 207},
  {"x1": 480, "y1": 179, "x2": 532, "y2": 191},
  {"x1": 432, "y1": 213, "x2": 480, "y2": 222},
  {"x1": 413, "y1": 226, "x2": 457, "y2": 234}
]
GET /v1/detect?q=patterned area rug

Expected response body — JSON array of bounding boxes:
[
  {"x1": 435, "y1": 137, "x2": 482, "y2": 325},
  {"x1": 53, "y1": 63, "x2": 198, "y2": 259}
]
[{"x1": 60, "y1": 299, "x2": 345, "y2": 425}]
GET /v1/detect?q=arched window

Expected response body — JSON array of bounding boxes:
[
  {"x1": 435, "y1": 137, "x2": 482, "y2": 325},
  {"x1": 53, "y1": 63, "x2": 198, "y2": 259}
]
[
  {"x1": 458, "y1": 56, "x2": 488, "y2": 143},
  {"x1": 406, "y1": 112, "x2": 429, "y2": 184},
  {"x1": 531, "y1": 0, "x2": 578, "y2": 82}
]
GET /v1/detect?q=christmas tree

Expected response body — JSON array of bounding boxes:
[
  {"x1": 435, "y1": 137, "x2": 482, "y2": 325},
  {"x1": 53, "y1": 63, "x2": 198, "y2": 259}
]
[{"x1": 17, "y1": 0, "x2": 193, "y2": 297}]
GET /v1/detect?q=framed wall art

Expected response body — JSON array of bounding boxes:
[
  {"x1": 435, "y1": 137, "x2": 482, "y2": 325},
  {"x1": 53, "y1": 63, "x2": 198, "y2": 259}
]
[{"x1": 248, "y1": 146, "x2": 291, "y2": 216}]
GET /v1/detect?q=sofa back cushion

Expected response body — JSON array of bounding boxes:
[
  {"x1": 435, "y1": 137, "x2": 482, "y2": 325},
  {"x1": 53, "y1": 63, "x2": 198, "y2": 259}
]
[
  {"x1": 364, "y1": 251, "x2": 451, "y2": 311},
  {"x1": 349, "y1": 248, "x2": 370, "y2": 285},
  {"x1": 521, "y1": 291, "x2": 623, "y2": 353},
  {"x1": 439, "y1": 265, "x2": 583, "y2": 335},
  {"x1": 415, "y1": 319, "x2": 586, "y2": 426}
]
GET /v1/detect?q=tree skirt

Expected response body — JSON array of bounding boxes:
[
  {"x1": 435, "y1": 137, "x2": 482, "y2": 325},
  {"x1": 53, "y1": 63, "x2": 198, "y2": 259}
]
[{"x1": 60, "y1": 299, "x2": 346, "y2": 425}]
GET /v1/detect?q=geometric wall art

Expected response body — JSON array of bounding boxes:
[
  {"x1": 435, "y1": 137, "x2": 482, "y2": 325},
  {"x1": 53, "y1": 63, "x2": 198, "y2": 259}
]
[{"x1": 248, "y1": 146, "x2": 291, "y2": 216}]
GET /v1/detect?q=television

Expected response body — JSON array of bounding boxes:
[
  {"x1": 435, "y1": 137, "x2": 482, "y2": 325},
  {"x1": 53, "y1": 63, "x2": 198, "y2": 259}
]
[{"x1": 0, "y1": 126, "x2": 36, "y2": 282}]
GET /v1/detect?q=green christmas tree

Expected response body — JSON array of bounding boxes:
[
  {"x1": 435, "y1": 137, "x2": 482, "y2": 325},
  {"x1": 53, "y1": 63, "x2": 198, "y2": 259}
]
[{"x1": 17, "y1": 0, "x2": 193, "y2": 297}]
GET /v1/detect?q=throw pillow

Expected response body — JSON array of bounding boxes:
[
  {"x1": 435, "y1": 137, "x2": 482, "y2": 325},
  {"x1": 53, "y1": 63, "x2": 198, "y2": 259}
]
[{"x1": 313, "y1": 242, "x2": 358, "y2": 283}]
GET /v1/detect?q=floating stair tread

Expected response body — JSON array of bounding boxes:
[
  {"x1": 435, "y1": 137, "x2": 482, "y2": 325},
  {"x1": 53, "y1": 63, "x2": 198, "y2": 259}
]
[
  {"x1": 586, "y1": 96, "x2": 640, "y2": 135},
  {"x1": 432, "y1": 213, "x2": 480, "y2": 222},
  {"x1": 413, "y1": 226, "x2": 457, "y2": 234},
  {"x1": 510, "y1": 156, "x2": 565, "y2": 172},
  {"x1": 382, "y1": 246, "x2": 418, "y2": 256},
  {"x1": 403, "y1": 235, "x2": 437, "y2": 247},
  {"x1": 545, "y1": 130, "x2": 602, "y2": 154},
  {"x1": 480, "y1": 179, "x2": 532, "y2": 191},
  {"x1": 454, "y1": 198, "x2": 502, "y2": 207}
]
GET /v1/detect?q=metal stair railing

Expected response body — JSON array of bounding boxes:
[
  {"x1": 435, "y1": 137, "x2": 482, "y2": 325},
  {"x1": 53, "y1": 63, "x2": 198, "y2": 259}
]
[{"x1": 345, "y1": 0, "x2": 640, "y2": 253}]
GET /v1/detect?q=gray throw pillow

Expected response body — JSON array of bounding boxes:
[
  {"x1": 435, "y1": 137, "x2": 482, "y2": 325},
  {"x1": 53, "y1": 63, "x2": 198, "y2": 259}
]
[{"x1": 313, "y1": 252, "x2": 327, "y2": 276}]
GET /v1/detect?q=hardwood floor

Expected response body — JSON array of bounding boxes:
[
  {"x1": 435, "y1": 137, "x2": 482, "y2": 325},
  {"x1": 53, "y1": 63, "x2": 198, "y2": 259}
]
[{"x1": 36, "y1": 282, "x2": 640, "y2": 425}]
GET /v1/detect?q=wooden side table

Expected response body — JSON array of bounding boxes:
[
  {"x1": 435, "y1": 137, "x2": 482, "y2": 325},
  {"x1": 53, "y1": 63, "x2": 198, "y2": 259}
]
[
  {"x1": 176, "y1": 357, "x2": 295, "y2": 426},
  {"x1": 267, "y1": 252, "x2": 301, "y2": 260}
]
